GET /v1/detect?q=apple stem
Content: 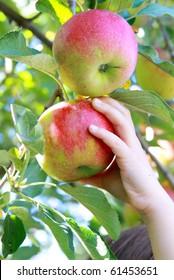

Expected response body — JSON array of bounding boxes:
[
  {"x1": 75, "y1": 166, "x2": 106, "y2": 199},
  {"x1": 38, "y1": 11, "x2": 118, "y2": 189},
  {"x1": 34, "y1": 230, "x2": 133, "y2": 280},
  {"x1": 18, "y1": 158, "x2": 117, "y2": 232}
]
[
  {"x1": 99, "y1": 64, "x2": 108, "y2": 73},
  {"x1": 56, "y1": 78, "x2": 69, "y2": 101},
  {"x1": 99, "y1": 64, "x2": 120, "y2": 73}
]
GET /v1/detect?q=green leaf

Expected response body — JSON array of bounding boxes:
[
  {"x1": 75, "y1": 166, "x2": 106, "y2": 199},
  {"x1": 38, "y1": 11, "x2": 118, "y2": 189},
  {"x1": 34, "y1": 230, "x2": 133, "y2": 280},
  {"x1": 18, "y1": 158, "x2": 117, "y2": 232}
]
[
  {"x1": 0, "y1": 150, "x2": 11, "y2": 167},
  {"x1": 11, "y1": 245, "x2": 40, "y2": 260},
  {"x1": 149, "y1": 115, "x2": 174, "y2": 132},
  {"x1": 0, "y1": 195, "x2": 4, "y2": 206},
  {"x1": 117, "y1": 0, "x2": 133, "y2": 11},
  {"x1": 23, "y1": 158, "x2": 47, "y2": 197},
  {"x1": 0, "y1": 30, "x2": 39, "y2": 56},
  {"x1": 58, "y1": 184, "x2": 120, "y2": 240},
  {"x1": 110, "y1": 90, "x2": 174, "y2": 127},
  {"x1": 9, "y1": 206, "x2": 29, "y2": 221},
  {"x1": 0, "y1": 30, "x2": 57, "y2": 78},
  {"x1": 132, "y1": 0, "x2": 148, "y2": 8},
  {"x1": 66, "y1": 218, "x2": 116, "y2": 260},
  {"x1": 38, "y1": 203, "x2": 114, "y2": 260},
  {"x1": 138, "y1": 45, "x2": 174, "y2": 77},
  {"x1": 136, "y1": 3, "x2": 174, "y2": 18},
  {"x1": 38, "y1": 206, "x2": 75, "y2": 260},
  {"x1": 36, "y1": 0, "x2": 73, "y2": 25},
  {"x1": 11, "y1": 104, "x2": 44, "y2": 156},
  {"x1": 8, "y1": 148, "x2": 23, "y2": 171},
  {"x1": 1, "y1": 214, "x2": 26, "y2": 258},
  {"x1": 0, "y1": 192, "x2": 10, "y2": 207},
  {"x1": 15, "y1": 53, "x2": 58, "y2": 78}
]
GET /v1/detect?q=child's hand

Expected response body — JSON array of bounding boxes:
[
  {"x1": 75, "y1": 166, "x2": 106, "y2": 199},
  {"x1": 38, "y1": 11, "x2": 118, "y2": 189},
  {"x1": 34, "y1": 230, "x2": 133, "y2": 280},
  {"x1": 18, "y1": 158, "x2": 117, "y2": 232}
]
[
  {"x1": 85, "y1": 97, "x2": 174, "y2": 260},
  {"x1": 87, "y1": 97, "x2": 166, "y2": 214}
]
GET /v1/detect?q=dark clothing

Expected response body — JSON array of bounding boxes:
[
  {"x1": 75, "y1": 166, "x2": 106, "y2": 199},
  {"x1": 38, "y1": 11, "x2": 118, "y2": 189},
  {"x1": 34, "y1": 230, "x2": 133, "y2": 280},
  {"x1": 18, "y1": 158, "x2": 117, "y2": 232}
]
[{"x1": 108, "y1": 225, "x2": 154, "y2": 260}]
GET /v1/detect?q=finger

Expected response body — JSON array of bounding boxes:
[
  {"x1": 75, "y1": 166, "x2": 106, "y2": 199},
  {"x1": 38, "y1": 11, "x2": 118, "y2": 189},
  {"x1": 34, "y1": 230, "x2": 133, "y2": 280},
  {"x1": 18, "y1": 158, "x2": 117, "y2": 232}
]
[
  {"x1": 93, "y1": 97, "x2": 135, "y2": 129},
  {"x1": 89, "y1": 124, "x2": 131, "y2": 160},
  {"x1": 99, "y1": 96, "x2": 132, "y2": 120},
  {"x1": 91, "y1": 98, "x2": 137, "y2": 146}
]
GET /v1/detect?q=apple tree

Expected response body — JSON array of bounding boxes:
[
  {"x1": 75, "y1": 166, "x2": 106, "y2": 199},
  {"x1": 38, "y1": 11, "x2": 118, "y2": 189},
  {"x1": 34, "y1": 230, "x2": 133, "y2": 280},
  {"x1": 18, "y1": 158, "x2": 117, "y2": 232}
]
[{"x1": 0, "y1": 0, "x2": 174, "y2": 260}]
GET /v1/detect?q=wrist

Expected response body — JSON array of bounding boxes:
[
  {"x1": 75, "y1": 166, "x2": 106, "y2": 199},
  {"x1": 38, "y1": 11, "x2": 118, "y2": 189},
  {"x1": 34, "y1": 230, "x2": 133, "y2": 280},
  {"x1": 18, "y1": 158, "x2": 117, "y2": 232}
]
[
  {"x1": 142, "y1": 188, "x2": 174, "y2": 222},
  {"x1": 141, "y1": 190, "x2": 174, "y2": 260}
]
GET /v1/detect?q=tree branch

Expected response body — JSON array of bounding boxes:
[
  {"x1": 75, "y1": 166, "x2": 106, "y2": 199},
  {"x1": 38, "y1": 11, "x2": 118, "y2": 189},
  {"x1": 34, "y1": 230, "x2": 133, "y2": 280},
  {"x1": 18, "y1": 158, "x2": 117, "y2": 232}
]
[
  {"x1": 137, "y1": 131, "x2": 174, "y2": 188},
  {"x1": 68, "y1": 0, "x2": 76, "y2": 15},
  {"x1": 28, "y1": 12, "x2": 42, "y2": 22},
  {"x1": 43, "y1": 87, "x2": 64, "y2": 112},
  {"x1": 157, "y1": 18, "x2": 174, "y2": 62},
  {"x1": 0, "y1": 1, "x2": 52, "y2": 49}
]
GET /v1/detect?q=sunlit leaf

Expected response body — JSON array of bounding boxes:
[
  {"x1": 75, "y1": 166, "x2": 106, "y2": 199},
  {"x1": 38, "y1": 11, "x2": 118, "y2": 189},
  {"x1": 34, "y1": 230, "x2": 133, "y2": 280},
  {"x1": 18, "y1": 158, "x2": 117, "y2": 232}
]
[
  {"x1": 11, "y1": 104, "x2": 44, "y2": 156},
  {"x1": 0, "y1": 30, "x2": 57, "y2": 78},
  {"x1": 0, "y1": 192, "x2": 10, "y2": 207},
  {"x1": 110, "y1": 90, "x2": 174, "y2": 127},
  {"x1": 66, "y1": 218, "x2": 116, "y2": 260},
  {"x1": 9, "y1": 206, "x2": 29, "y2": 221},
  {"x1": 8, "y1": 147, "x2": 23, "y2": 171},
  {"x1": 0, "y1": 207, "x2": 3, "y2": 218},
  {"x1": 0, "y1": 150, "x2": 11, "y2": 167},
  {"x1": 36, "y1": 0, "x2": 73, "y2": 25},
  {"x1": 58, "y1": 184, "x2": 120, "y2": 240},
  {"x1": 38, "y1": 205, "x2": 75, "y2": 260},
  {"x1": 0, "y1": 30, "x2": 39, "y2": 56}
]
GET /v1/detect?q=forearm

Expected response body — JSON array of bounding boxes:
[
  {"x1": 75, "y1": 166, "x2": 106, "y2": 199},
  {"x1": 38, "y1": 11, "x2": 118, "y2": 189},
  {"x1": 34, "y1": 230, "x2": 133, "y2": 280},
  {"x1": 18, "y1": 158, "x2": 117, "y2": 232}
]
[{"x1": 143, "y1": 191, "x2": 174, "y2": 260}]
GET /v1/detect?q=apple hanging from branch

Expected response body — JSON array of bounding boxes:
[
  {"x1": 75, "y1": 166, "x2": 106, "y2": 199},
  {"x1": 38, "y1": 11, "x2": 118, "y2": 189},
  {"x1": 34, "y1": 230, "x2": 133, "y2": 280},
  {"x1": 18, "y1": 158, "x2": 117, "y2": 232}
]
[
  {"x1": 53, "y1": 9, "x2": 138, "y2": 97},
  {"x1": 36, "y1": 100, "x2": 115, "y2": 182},
  {"x1": 136, "y1": 47, "x2": 174, "y2": 100}
]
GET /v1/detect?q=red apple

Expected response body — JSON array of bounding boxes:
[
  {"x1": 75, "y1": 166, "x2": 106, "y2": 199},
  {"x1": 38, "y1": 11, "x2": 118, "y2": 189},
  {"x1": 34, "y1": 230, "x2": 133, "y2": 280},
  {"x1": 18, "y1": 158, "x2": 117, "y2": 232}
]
[
  {"x1": 136, "y1": 47, "x2": 174, "y2": 99},
  {"x1": 53, "y1": 9, "x2": 138, "y2": 97},
  {"x1": 36, "y1": 99, "x2": 115, "y2": 182}
]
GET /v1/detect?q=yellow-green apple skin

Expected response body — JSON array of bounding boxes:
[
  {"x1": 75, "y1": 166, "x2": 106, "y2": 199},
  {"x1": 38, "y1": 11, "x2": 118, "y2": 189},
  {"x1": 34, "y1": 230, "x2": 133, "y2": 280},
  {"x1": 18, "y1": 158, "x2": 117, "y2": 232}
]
[
  {"x1": 36, "y1": 99, "x2": 115, "y2": 182},
  {"x1": 136, "y1": 48, "x2": 174, "y2": 100},
  {"x1": 53, "y1": 9, "x2": 138, "y2": 97}
]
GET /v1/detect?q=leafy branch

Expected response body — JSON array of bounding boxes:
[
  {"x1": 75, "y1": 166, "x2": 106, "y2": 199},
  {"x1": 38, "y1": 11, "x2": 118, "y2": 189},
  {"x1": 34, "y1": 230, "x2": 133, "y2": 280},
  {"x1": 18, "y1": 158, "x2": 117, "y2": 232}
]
[{"x1": 0, "y1": 1, "x2": 52, "y2": 49}]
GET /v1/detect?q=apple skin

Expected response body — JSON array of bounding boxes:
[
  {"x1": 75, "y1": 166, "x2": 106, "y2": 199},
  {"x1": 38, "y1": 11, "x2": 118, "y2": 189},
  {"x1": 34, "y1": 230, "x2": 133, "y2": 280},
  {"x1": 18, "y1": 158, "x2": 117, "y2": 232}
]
[
  {"x1": 36, "y1": 99, "x2": 115, "y2": 182},
  {"x1": 53, "y1": 9, "x2": 138, "y2": 97},
  {"x1": 136, "y1": 47, "x2": 174, "y2": 100}
]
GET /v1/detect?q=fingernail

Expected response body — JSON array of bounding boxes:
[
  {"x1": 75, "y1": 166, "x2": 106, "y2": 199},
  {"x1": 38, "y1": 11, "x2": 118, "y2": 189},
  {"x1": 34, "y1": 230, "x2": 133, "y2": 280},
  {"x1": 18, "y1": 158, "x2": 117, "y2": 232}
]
[
  {"x1": 89, "y1": 124, "x2": 99, "y2": 132},
  {"x1": 92, "y1": 98, "x2": 103, "y2": 107}
]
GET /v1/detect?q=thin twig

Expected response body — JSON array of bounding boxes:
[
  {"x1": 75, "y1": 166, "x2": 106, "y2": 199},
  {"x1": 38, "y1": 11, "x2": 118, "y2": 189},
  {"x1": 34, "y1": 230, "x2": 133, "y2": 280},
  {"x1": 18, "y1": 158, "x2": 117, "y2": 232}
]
[
  {"x1": 136, "y1": 131, "x2": 174, "y2": 188},
  {"x1": 28, "y1": 12, "x2": 42, "y2": 22},
  {"x1": 157, "y1": 18, "x2": 174, "y2": 62},
  {"x1": 43, "y1": 87, "x2": 64, "y2": 112},
  {"x1": 0, "y1": 164, "x2": 15, "y2": 189},
  {"x1": 68, "y1": 0, "x2": 76, "y2": 15}
]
